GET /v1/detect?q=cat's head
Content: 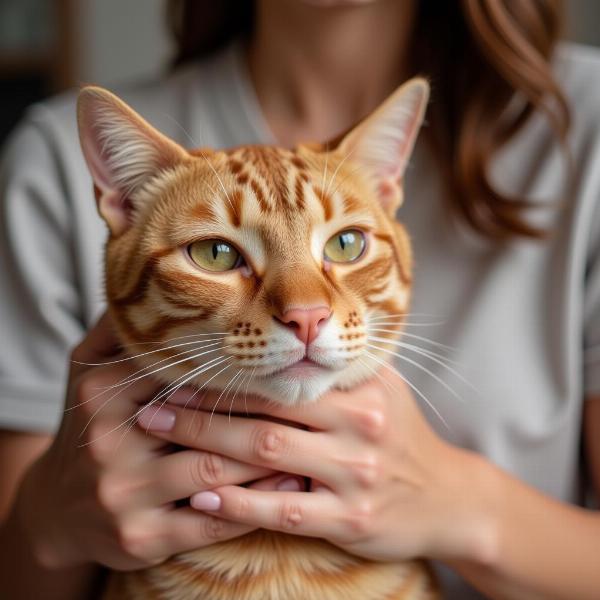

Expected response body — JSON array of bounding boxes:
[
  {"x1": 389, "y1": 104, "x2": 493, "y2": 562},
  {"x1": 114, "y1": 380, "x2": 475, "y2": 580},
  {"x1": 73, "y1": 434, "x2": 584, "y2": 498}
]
[{"x1": 77, "y1": 79, "x2": 428, "y2": 405}]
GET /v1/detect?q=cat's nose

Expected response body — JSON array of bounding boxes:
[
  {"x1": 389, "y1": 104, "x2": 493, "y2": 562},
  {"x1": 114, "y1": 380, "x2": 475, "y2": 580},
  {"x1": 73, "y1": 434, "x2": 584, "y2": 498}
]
[{"x1": 277, "y1": 307, "x2": 331, "y2": 345}]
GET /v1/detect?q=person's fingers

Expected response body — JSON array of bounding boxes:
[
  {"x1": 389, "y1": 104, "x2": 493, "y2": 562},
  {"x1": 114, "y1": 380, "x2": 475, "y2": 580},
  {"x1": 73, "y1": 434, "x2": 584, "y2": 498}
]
[
  {"x1": 71, "y1": 312, "x2": 121, "y2": 366},
  {"x1": 158, "y1": 507, "x2": 256, "y2": 556},
  {"x1": 139, "y1": 450, "x2": 275, "y2": 505},
  {"x1": 246, "y1": 473, "x2": 306, "y2": 492},
  {"x1": 69, "y1": 364, "x2": 168, "y2": 456},
  {"x1": 189, "y1": 485, "x2": 341, "y2": 540},
  {"x1": 137, "y1": 405, "x2": 343, "y2": 487}
]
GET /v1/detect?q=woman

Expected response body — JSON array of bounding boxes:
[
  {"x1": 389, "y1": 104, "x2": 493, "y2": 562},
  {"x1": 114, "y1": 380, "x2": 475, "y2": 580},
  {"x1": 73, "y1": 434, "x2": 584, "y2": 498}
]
[{"x1": 1, "y1": 1, "x2": 600, "y2": 598}]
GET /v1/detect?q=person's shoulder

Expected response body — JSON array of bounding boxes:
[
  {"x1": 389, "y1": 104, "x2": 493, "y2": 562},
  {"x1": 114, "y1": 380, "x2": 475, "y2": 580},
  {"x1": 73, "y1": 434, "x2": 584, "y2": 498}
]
[{"x1": 555, "y1": 43, "x2": 600, "y2": 125}]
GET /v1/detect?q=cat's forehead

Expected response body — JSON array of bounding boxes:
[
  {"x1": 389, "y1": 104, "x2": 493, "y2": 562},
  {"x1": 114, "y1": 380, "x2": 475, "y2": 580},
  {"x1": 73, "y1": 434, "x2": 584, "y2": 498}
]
[{"x1": 190, "y1": 144, "x2": 375, "y2": 223}]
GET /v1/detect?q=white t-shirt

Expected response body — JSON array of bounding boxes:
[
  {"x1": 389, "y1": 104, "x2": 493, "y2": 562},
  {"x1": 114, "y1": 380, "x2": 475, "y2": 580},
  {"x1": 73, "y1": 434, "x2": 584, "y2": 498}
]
[{"x1": 2, "y1": 42, "x2": 600, "y2": 599}]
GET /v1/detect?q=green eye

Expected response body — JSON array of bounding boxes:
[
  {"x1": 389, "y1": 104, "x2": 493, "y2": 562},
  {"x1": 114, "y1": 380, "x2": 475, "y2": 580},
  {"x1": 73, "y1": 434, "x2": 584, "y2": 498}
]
[
  {"x1": 324, "y1": 229, "x2": 366, "y2": 263},
  {"x1": 188, "y1": 239, "x2": 241, "y2": 272}
]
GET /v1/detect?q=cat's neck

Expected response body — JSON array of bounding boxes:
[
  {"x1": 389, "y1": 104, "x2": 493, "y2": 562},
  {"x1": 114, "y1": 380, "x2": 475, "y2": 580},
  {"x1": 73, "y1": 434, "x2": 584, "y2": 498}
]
[{"x1": 248, "y1": 0, "x2": 416, "y2": 147}]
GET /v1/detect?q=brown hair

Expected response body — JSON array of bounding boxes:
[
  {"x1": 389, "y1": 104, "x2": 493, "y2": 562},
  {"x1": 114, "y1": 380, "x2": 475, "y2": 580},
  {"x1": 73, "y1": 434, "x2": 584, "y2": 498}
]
[{"x1": 167, "y1": 0, "x2": 570, "y2": 239}]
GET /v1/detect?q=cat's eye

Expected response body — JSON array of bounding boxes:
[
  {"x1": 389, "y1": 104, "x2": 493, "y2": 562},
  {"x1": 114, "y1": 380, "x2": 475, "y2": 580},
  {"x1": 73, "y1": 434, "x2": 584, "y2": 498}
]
[
  {"x1": 188, "y1": 239, "x2": 241, "y2": 272},
  {"x1": 324, "y1": 229, "x2": 366, "y2": 263}
]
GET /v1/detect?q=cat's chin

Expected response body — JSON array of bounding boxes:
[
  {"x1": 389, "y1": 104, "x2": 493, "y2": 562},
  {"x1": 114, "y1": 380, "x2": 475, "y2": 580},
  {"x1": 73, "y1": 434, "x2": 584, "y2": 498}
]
[
  {"x1": 251, "y1": 370, "x2": 339, "y2": 405},
  {"x1": 243, "y1": 358, "x2": 376, "y2": 406}
]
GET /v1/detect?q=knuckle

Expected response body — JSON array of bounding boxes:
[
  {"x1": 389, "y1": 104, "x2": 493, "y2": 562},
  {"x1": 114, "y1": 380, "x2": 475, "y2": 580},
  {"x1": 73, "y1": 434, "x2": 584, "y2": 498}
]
[
  {"x1": 83, "y1": 422, "x2": 118, "y2": 465},
  {"x1": 342, "y1": 499, "x2": 374, "y2": 540},
  {"x1": 250, "y1": 425, "x2": 288, "y2": 465},
  {"x1": 346, "y1": 453, "x2": 381, "y2": 489},
  {"x1": 232, "y1": 495, "x2": 252, "y2": 521},
  {"x1": 201, "y1": 515, "x2": 226, "y2": 541},
  {"x1": 74, "y1": 375, "x2": 99, "y2": 415},
  {"x1": 95, "y1": 476, "x2": 123, "y2": 513},
  {"x1": 116, "y1": 524, "x2": 149, "y2": 560},
  {"x1": 352, "y1": 406, "x2": 387, "y2": 441},
  {"x1": 278, "y1": 501, "x2": 304, "y2": 531},
  {"x1": 190, "y1": 453, "x2": 225, "y2": 489},
  {"x1": 185, "y1": 411, "x2": 207, "y2": 442}
]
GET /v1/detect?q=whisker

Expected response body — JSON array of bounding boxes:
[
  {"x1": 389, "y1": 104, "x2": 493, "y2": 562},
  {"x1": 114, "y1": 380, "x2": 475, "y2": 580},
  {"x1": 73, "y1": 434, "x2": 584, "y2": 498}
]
[
  {"x1": 367, "y1": 321, "x2": 446, "y2": 328},
  {"x1": 80, "y1": 355, "x2": 232, "y2": 447},
  {"x1": 139, "y1": 356, "x2": 233, "y2": 433},
  {"x1": 325, "y1": 148, "x2": 355, "y2": 198},
  {"x1": 329, "y1": 163, "x2": 365, "y2": 199},
  {"x1": 366, "y1": 343, "x2": 464, "y2": 403},
  {"x1": 208, "y1": 370, "x2": 244, "y2": 429},
  {"x1": 70, "y1": 341, "x2": 227, "y2": 413},
  {"x1": 73, "y1": 336, "x2": 229, "y2": 367},
  {"x1": 364, "y1": 350, "x2": 449, "y2": 430},
  {"x1": 117, "y1": 357, "x2": 233, "y2": 447},
  {"x1": 321, "y1": 143, "x2": 329, "y2": 193},
  {"x1": 78, "y1": 348, "x2": 231, "y2": 438},
  {"x1": 100, "y1": 343, "x2": 231, "y2": 392},
  {"x1": 243, "y1": 366, "x2": 257, "y2": 417},
  {"x1": 369, "y1": 335, "x2": 461, "y2": 366},
  {"x1": 368, "y1": 328, "x2": 456, "y2": 352},
  {"x1": 369, "y1": 336, "x2": 477, "y2": 395},
  {"x1": 369, "y1": 312, "x2": 443, "y2": 321},
  {"x1": 120, "y1": 331, "x2": 228, "y2": 348},
  {"x1": 228, "y1": 370, "x2": 250, "y2": 422}
]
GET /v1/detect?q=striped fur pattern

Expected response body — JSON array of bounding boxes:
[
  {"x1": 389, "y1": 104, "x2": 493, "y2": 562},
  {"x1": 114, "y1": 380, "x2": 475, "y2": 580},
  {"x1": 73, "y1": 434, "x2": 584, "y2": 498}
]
[{"x1": 78, "y1": 80, "x2": 439, "y2": 599}]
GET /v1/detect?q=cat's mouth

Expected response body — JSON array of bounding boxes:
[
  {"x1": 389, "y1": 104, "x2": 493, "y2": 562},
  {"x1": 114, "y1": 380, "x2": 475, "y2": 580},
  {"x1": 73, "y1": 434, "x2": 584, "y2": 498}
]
[{"x1": 272, "y1": 357, "x2": 329, "y2": 377}]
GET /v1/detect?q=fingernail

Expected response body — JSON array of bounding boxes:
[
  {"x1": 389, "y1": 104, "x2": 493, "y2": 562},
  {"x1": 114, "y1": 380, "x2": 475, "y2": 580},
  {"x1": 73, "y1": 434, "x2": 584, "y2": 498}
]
[
  {"x1": 137, "y1": 405, "x2": 176, "y2": 432},
  {"x1": 277, "y1": 477, "x2": 301, "y2": 492},
  {"x1": 191, "y1": 491, "x2": 221, "y2": 511}
]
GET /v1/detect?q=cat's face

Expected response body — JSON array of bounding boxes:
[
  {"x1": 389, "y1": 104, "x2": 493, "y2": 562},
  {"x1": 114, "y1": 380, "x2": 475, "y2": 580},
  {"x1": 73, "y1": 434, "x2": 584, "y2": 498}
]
[{"x1": 77, "y1": 80, "x2": 428, "y2": 404}]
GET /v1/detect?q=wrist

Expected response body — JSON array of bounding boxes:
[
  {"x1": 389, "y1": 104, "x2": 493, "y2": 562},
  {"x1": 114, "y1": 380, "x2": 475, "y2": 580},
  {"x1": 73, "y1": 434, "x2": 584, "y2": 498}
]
[{"x1": 430, "y1": 445, "x2": 502, "y2": 567}]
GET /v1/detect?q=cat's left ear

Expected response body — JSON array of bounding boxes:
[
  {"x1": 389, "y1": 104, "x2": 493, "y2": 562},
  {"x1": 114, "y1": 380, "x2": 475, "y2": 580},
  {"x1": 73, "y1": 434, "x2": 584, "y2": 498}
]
[
  {"x1": 337, "y1": 77, "x2": 429, "y2": 214},
  {"x1": 77, "y1": 86, "x2": 189, "y2": 237}
]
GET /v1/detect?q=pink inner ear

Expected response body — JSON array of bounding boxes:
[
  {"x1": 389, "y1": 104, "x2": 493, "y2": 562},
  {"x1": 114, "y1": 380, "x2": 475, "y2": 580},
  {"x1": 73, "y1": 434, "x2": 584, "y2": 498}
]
[{"x1": 377, "y1": 179, "x2": 402, "y2": 211}]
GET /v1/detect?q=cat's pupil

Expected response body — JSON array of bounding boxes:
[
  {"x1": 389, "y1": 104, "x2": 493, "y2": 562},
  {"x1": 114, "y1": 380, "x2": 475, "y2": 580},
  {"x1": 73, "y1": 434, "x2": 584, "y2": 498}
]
[
  {"x1": 212, "y1": 243, "x2": 219, "y2": 260},
  {"x1": 339, "y1": 235, "x2": 346, "y2": 250}
]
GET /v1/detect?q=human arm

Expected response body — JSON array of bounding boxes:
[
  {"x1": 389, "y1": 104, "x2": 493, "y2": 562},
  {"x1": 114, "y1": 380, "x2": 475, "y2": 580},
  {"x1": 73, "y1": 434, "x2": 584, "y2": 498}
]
[
  {"x1": 138, "y1": 371, "x2": 600, "y2": 600},
  {"x1": 0, "y1": 431, "x2": 98, "y2": 600}
]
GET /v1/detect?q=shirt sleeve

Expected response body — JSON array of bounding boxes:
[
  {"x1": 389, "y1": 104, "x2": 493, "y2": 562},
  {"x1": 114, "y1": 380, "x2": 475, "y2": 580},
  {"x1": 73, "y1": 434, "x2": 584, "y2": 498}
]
[
  {"x1": 583, "y1": 183, "x2": 600, "y2": 397},
  {"x1": 0, "y1": 110, "x2": 86, "y2": 432}
]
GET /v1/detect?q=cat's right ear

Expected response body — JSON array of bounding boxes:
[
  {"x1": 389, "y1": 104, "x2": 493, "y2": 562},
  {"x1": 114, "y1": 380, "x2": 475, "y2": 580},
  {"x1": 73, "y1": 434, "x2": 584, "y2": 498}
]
[{"x1": 77, "y1": 86, "x2": 189, "y2": 237}]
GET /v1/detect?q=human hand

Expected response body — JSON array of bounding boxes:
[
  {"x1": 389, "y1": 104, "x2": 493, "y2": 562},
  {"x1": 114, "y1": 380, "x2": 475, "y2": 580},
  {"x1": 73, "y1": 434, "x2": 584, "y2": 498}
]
[
  {"x1": 139, "y1": 368, "x2": 491, "y2": 564},
  {"x1": 16, "y1": 313, "x2": 279, "y2": 572}
]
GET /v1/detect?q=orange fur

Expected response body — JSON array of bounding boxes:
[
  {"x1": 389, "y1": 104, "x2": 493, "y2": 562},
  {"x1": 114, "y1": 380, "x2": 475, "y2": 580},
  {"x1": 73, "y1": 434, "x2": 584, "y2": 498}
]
[{"x1": 77, "y1": 80, "x2": 439, "y2": 599}]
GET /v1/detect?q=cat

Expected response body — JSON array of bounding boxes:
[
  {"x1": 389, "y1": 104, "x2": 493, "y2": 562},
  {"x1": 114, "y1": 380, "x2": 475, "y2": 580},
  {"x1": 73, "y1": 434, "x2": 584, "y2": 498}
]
[{"x1": 76, "y1": 78, "x2": 439, "y2": 599}]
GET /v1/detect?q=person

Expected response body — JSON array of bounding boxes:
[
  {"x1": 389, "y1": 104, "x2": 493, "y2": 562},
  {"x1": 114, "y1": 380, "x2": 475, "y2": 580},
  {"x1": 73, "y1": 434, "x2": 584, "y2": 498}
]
[{"x1": 1, "y1": 1, "x2": 600, "y2": 598}]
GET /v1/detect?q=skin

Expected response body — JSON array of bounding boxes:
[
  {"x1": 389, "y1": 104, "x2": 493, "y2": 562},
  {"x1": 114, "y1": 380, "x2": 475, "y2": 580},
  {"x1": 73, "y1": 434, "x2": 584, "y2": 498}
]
[{"x1": 1, "y1": 1, "x2": 600, "y2": 599}]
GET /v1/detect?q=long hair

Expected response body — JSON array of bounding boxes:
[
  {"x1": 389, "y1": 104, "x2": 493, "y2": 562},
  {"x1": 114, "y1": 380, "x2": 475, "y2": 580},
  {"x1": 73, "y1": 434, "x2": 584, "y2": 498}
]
[{"x1": 167, "y1": 0, "x2": 570, "y2": 239}]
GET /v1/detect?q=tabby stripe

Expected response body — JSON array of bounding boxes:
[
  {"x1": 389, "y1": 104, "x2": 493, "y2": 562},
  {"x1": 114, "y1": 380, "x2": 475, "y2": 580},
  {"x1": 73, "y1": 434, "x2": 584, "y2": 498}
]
[
  {"x1": 225, "y1": 189, "x2": 243, "y2": 227},
  {"x1": 191, "y1": 201, "x2": 218, "y2": 223},
  {"x1": 294, "y1": 173, "x2": 305, "y2": 210},
  {"x1": 374, "y1": 232, "x2": 411, "y2": 284},
  {"x1": 314, "y1": 186, "x2": 333, "y2": 221},
  {"x1": 110, "y1": 249, "x2": 170, "y2": 306},
  {"x1": 250, "y1": 178, "x2": 271, "y2": 213}
]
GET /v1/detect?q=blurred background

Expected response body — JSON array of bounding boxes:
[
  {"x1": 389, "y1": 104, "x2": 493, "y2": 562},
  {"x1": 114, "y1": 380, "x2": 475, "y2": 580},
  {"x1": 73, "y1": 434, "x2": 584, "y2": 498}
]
[{"x1": 0, "y1": 0, "x2": 598, "y2": 145}]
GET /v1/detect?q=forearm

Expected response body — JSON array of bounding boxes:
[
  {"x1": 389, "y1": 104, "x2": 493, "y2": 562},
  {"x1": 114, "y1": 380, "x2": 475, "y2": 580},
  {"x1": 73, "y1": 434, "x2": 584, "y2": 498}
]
[
  {"x1": 0, "y1": 472, "x2": 102, "y2": 600},
  {"x1": 448, "y1": 455, "x2": 600, "y2": 600}
]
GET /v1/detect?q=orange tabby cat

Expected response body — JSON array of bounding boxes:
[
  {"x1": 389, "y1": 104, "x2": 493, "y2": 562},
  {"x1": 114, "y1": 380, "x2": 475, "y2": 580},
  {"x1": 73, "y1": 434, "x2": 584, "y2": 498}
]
[{"x1": 77, "y1": 78, "x2": 439, "y2": 600}]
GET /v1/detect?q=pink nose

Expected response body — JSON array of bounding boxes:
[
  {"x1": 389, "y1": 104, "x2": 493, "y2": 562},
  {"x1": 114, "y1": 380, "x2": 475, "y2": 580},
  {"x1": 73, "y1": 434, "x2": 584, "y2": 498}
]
[{"x1": 278, "y1": 307, "x2": 331, "y2": 345}]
